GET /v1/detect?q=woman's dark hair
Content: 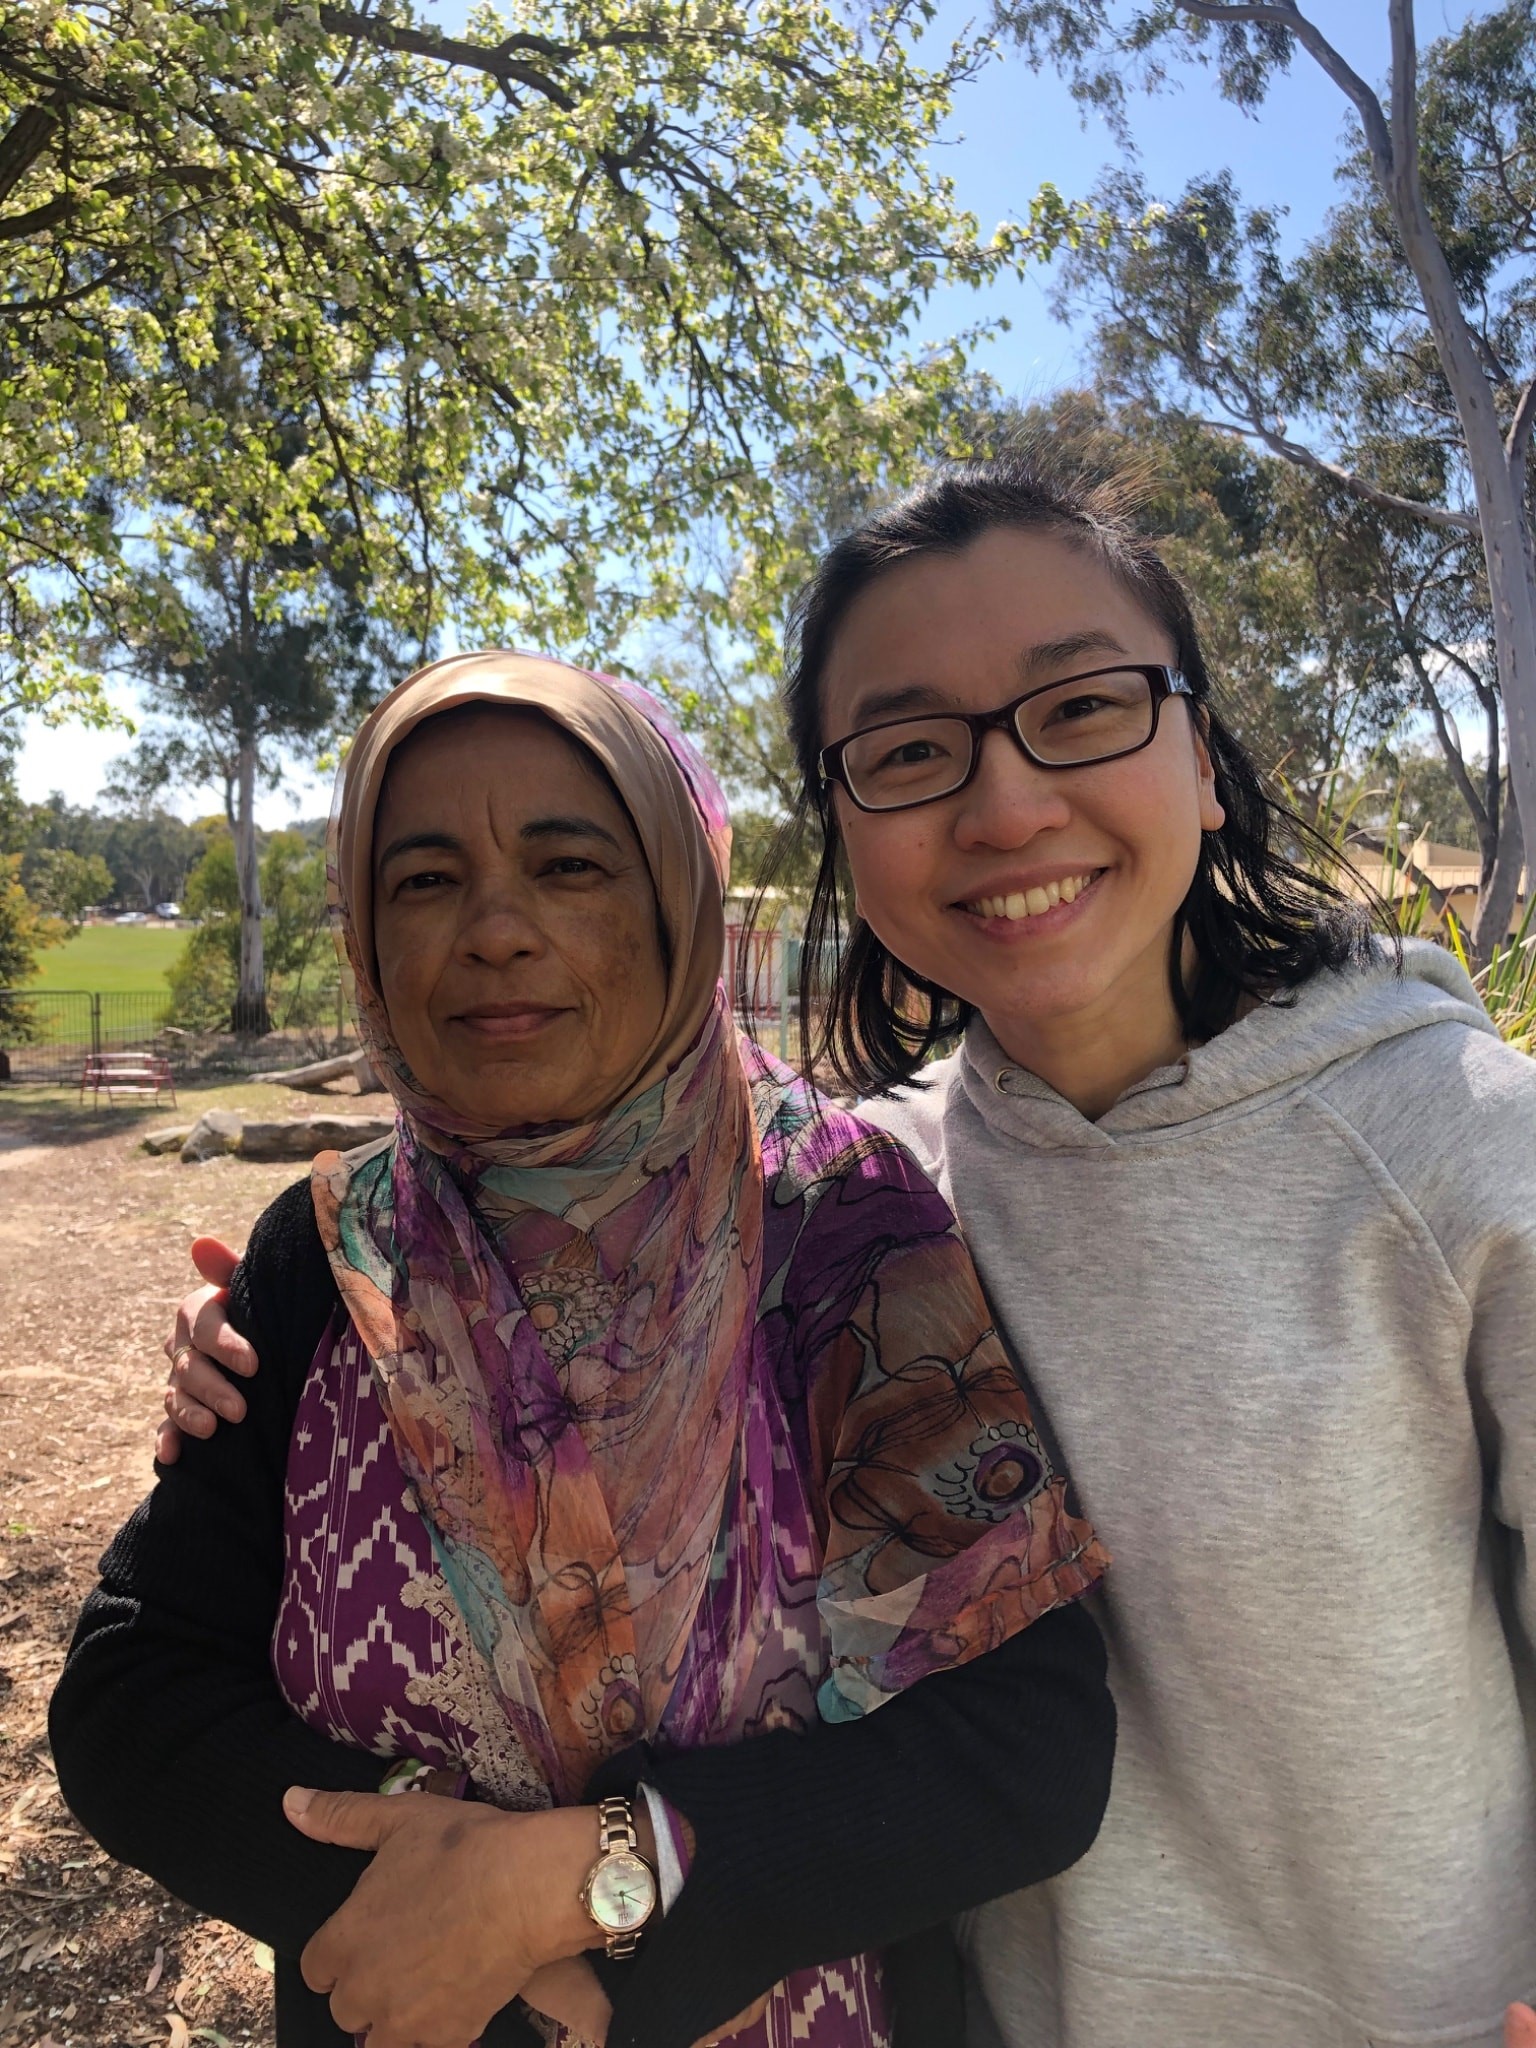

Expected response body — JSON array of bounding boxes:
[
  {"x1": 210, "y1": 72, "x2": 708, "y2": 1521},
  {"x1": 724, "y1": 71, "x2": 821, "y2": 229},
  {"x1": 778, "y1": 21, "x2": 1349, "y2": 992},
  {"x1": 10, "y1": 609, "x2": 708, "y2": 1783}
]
[{"x1": 749, "y1": 450, "x2": 1388, "y2": 1097}]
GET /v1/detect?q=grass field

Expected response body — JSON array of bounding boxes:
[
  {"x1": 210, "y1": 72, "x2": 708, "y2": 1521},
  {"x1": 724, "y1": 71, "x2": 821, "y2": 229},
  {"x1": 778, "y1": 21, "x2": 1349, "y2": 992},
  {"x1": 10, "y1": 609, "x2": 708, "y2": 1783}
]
[
  {"x1": 27, "y1": 922, "x2": 188, "y2": 993},
  {"x1": 5, "y1": 925, "x2": 190, "y2": 1046}
]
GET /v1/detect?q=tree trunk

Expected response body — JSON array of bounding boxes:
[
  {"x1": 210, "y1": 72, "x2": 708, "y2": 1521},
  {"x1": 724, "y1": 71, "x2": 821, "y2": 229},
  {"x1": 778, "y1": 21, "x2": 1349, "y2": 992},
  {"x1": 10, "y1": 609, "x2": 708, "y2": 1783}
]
[
  {"x1": 1219, "y1": 1, "x2": 1536, "y2": 911},
  {"x1": 230, "y1": 738, "x2": 269, "y2": 1035},
  {"x1": 1472, "y1": 795, "x2": 1526, "y2": 970},
  {"x1": 1370, "y1": 11, "x2": 1536, "y2": 895}
]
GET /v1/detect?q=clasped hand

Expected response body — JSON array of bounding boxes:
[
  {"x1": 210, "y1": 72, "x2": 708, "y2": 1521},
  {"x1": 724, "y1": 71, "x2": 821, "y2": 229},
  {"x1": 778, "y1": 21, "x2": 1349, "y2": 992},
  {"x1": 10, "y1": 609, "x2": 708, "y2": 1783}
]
[
  {"x1": 284, "y1": 1784, "x2": 772, "y2": 2048},
  {"x1": 285, "y1": 1783, "x2": 593, "y2": 2048}
]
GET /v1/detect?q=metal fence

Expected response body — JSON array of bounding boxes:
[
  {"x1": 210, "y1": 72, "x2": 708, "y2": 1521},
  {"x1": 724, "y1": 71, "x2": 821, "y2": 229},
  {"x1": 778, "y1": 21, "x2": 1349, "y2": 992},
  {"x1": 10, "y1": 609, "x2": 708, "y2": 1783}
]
[{"x1": 0, "y1": 988, "x2": 358, "y2": 1087}]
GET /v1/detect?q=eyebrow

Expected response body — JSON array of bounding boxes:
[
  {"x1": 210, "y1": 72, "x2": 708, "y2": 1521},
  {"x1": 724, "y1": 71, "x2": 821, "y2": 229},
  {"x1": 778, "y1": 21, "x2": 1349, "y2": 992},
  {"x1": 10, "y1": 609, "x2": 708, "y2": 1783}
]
[
  {"x1": 846, "y1": 631, "x2": 1133, "y2": 731},
  {"x1": 1017, "y1": 630, "x2": 1129, "y2": 680},
  {"x1": 376, "y1": 815, "x2": 625, "y2": 870},
  {"x1": 377, "y1": 830, "x2": 461, "y2": 869},
  {"x1": 519, "y1": 814, "x2": 625, "y2": 851}
]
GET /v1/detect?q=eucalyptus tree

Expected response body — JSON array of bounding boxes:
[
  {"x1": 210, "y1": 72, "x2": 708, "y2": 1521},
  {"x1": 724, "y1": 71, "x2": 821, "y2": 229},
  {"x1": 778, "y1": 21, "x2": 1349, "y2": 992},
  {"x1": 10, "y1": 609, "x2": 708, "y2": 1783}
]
[
  {"x1": 997, "y1": 0, "x2": 1536, "y2": 947},
  {"x1": 114, "y1": 532, "x2": 399, "y2": 1033},
  {"x1": 3, "y1": 0, "x2": 1020, "y2": 708},
  {"x1": 98, "y1": 319, "x2": 411, "y2": 1031}
]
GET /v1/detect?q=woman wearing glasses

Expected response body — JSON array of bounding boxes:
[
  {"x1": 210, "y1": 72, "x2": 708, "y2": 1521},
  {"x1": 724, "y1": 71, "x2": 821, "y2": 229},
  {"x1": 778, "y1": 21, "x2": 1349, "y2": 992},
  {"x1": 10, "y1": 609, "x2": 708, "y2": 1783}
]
[
  {"x1": 151, "y1": 454, "x2": 1536, "y2": 2047},
  {"x1": 793, "y1": 457, "x2": 1536, "y2": 2048}
]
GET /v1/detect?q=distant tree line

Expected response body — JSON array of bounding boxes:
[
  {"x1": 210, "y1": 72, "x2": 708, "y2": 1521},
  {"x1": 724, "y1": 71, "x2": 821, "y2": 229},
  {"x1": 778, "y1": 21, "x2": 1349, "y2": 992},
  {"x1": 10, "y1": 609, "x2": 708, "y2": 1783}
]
[{"x1": 0, "y1": 752, "x2": 336, "y2": 1042}]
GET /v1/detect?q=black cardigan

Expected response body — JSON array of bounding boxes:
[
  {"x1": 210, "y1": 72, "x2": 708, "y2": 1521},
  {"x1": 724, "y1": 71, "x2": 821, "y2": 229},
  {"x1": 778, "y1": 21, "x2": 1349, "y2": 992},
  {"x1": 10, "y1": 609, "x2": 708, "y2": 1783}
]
[{"x1": 49, "y1": 1178, "x2": 1115, "y2": 2048}]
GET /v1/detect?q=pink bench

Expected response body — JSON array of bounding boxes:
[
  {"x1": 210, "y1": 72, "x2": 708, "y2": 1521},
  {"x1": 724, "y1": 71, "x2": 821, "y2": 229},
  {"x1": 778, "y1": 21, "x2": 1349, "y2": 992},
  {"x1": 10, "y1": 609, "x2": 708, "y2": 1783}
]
[{"x1": 80, "y1": 1052, "x2": 177, "y2": 1108}]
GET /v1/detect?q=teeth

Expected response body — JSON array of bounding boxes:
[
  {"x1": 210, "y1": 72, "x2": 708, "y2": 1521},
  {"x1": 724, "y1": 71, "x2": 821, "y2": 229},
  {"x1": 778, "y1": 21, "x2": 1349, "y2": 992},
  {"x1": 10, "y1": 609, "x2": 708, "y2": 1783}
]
[{"x1": 966, "y1": 873, "x2": 1098, "y2": 921}]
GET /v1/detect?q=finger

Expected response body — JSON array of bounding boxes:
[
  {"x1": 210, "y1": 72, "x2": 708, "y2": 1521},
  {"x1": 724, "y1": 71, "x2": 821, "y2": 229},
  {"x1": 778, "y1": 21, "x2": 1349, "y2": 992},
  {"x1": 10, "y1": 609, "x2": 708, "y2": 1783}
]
[
  {"x1": 1505, "y1": 2004, "x2": 1536, "y2": 2048},
  {"x1": 326, "y1": 1987, "x2": 371, "y2": 2037},
  {"x1": 167, "y1": 1284, "x2": 218, "y2": 1372},
  {"x1": 190, "y1": 1293, "x2": 258, "y2": 1377},
  {"x1": 298, "y1": 1926, "x2": 338, "y2": 1998},
  {"x1": 155, "y1": 1417, "x2": 184, "y2": 1465},
  {"x1": 692, "y1": 1993, "x2": 771, "y2": 2048},
  {"x1": 171, "y1": 1349, "x2": 247, "y2": 1424},
  {"x1": 522, "y1": 1958, "x2": 612, "y2": 2037},
  {"x1": 284, "y1": 1785, "x2": 399, "y2": 1852},
  {"x1": 164, "y1": 1385, "x2": 216, "y2": 1439},
  {"x1": 184, "y1": 1305, "x2": 256, "y2": 1379},
  {"x1": 714, "y1": 1992, "x2": 772, "y2": 2044},
  {"x1": 191, "y1": 1235, "x2": 242, "y2": 1287}
]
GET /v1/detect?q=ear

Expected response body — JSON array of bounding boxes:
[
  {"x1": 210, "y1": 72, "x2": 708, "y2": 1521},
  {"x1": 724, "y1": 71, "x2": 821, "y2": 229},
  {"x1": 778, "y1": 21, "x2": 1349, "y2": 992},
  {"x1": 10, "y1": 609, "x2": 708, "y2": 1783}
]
[{"x1": 1191, "y1": 712, "x2": 1226, "y2": 834}]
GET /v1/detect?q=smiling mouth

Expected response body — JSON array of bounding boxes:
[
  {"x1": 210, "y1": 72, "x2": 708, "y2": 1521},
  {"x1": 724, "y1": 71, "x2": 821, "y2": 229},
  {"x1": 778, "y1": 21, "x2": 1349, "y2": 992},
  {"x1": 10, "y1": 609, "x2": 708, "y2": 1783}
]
[
  {"x1": 959, "y1": 870, "x2": 1105, "y2": 922},
  {"x1": 453, "y1": 1005, "x2": 568, "y2": 1040}
]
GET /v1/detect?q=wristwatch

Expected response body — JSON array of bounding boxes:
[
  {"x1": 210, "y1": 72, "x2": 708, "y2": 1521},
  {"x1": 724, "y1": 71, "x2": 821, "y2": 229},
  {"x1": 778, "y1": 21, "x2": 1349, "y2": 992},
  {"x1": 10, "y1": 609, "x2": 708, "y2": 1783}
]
[{"x1": 577, "y1": 1795, "x2": 658, "y2": 1958}]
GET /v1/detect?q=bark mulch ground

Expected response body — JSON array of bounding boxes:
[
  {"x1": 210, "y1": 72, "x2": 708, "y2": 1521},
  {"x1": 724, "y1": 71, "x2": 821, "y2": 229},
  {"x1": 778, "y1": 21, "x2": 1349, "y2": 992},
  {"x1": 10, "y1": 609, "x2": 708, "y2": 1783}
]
[{"x1": 0, "y1": 1082, "x2": 393, "y2": 2048}]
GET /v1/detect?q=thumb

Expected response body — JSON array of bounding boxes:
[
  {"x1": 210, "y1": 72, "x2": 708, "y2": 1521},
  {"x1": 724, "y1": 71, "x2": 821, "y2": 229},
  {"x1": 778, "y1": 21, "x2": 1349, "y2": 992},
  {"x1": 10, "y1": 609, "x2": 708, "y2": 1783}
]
[
  {"x1": 190, "y1": 1235, "x2": 242, "y2": 1288},
  {"x1": 1506, "y1": 2006, "x2": 1536, "y2": 2048},
  {"x1": 284, "y1": 1786, "x2": 401, "y2": 1852}
]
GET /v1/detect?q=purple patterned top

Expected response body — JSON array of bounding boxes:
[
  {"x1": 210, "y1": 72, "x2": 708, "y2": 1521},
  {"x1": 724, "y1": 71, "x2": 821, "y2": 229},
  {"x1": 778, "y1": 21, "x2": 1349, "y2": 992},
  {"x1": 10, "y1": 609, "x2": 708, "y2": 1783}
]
[{"x1": 272, "y1": 1087, "x2": 1105, "y2": 2048}]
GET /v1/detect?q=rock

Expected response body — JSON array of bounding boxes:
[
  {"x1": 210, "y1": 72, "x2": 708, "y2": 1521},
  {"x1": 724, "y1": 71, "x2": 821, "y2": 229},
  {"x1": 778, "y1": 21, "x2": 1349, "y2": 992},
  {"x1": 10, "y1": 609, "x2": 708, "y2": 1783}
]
[
  {"x1": 236, "y1": 1114, "x2": 393, "y2": 1162},
  {"x1": 179, "y1": 1109, "x2": 247, "y2": 1163},
  {"x1": 140, "y1": 1125, "x2": 193, "y2": 1155}
]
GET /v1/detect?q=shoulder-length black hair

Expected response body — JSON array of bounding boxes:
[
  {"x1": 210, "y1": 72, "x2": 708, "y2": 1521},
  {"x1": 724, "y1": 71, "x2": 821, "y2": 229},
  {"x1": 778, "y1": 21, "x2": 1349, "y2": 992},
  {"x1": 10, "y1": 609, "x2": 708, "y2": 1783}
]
[{"x1": 749, "y1": 451, "x2": 1386, "y2": 1098}]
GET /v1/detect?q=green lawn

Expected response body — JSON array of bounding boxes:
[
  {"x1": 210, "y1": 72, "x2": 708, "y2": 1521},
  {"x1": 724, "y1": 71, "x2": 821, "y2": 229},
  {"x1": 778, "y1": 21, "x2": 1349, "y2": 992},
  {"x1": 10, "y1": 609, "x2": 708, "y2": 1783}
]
[
  {"x1": 7, "y1": 925, "x2": 190, "y2": 1046},
  {"x1": 29, "y1": 922, "x2": 189, "y2": 993}
]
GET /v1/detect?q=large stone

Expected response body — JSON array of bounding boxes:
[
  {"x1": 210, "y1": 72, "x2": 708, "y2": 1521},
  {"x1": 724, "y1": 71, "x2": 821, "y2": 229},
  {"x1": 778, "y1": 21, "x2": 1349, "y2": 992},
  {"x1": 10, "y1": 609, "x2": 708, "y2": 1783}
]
[
  {"x1": 140, "y1": 1125, "x2": 193, "y2": 1155},
  {"x1": 236, "y1": 1114, "x2": 393, "y2": 1162},
  {"x1": 179, "y1": 1109, "x2": 247, "y2": 1162}
]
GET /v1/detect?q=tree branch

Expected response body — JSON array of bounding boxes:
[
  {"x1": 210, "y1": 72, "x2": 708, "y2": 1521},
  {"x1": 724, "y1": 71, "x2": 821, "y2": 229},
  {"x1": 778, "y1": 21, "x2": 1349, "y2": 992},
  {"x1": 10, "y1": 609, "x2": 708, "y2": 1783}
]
[
  {"x1": 313, "y1": 7, "x2": 579, "y2": 108},
  {"x1": 1188, "y1": 411, "x2": 1478, "y2": 533},
  {"x1": 1387, "y1": 0, "x2": 1419, "y2": 208},
  {"x1": 1172, "y1": 1, "x2": 1394, "y2": 181},
  {"x1": 309, "y1": 2, "x2": 838, "y2": 90},
  {"x1": 1397, "y1": 625, "x2": 1491, "y2": 843},
  {"x1": 1508, "y1": 374, "x2": 1536, "y2": 494},
  {"x1": 0, "y1": 95, "x2": 63, "y2": 209}
]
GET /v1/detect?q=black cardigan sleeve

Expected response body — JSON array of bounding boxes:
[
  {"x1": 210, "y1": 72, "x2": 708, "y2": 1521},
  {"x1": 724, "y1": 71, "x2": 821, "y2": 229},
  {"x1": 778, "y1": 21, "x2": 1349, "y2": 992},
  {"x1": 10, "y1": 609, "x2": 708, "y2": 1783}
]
[
  {"x1": 51, "y1": 1178, "x2": 1116, "y2": 2048},
  {"x1": 48, "y1": 1178, "x2": 392, "y2": 1960},
  {"x1": 592, "y1": 1598, "x2": 1113, "y2": 2048},
  {"x1": 49, "y1": 1178, "x2": 544, "y2": 2047}
]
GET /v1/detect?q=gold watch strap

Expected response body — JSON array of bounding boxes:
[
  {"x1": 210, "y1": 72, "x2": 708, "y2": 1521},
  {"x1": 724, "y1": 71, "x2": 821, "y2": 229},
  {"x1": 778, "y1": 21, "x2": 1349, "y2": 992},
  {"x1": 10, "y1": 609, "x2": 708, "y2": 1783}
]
[
  {"x1": 597, "y1": 1794, "x2": 638, "y2": 1855},
  {"x1": 593, "y1": 1796, "x2": 648, "y2": 1958}
]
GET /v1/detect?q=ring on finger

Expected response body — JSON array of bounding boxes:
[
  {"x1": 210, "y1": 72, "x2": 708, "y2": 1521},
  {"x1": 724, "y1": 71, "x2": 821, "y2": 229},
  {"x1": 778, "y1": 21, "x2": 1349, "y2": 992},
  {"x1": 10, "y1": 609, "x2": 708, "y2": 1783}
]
[{"x1": 170, "y1": 1344, "x2": 194, "y2": 1375}]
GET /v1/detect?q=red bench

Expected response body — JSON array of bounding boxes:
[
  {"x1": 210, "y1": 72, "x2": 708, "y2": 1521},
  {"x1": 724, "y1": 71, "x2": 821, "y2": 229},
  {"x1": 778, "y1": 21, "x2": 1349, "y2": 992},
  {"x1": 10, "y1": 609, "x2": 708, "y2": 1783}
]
[{"x1": 80, "y1": 1052, "x2": 177, "y2": 1108}]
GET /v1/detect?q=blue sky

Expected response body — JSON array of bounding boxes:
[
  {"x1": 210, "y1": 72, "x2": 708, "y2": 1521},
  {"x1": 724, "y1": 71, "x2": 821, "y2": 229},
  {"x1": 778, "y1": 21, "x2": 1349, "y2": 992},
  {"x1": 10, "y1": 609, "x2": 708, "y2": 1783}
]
[{"x1": 13, "y1": 2, "x2": 1472, "y2": 821}]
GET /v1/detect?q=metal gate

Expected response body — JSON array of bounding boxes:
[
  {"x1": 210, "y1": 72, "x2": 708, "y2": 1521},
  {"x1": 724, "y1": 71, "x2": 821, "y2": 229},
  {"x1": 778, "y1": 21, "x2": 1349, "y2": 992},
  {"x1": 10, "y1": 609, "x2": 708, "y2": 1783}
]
[{"x1": 0, "y1": 989, "x2": 168, "y2": 1085}]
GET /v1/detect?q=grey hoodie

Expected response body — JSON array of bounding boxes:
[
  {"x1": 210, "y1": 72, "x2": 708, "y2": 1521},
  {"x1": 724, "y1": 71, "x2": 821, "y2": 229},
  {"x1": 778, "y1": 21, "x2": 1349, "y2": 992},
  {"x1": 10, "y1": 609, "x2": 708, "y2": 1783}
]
[{"x1": 863, "y1": 940, "x2": 1536, "y2": 2048}]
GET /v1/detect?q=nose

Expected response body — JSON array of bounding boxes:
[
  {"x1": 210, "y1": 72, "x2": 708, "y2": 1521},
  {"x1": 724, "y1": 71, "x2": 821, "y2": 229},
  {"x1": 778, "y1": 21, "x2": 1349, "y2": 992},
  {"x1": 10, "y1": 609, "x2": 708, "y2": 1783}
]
[
  {"x1": 455, "y1": 877, "x2": 545, "y2": 967},
  {"x1": 951, "y1": 725, "x2": 1074, "y2": 851}
]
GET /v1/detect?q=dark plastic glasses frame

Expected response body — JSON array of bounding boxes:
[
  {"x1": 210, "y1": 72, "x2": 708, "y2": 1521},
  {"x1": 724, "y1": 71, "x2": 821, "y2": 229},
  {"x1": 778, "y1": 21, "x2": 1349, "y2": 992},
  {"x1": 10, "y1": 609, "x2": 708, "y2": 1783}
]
[{"x1": 818, "y1": 664, "x2": 1196, "y2": 814}]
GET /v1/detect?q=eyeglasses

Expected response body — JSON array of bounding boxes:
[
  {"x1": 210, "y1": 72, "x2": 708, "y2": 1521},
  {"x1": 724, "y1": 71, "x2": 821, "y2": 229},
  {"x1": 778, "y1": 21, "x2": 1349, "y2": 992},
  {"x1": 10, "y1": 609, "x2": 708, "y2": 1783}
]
[{"x1": 818, "y1": 665, "x2": 1195, "y2": 814}]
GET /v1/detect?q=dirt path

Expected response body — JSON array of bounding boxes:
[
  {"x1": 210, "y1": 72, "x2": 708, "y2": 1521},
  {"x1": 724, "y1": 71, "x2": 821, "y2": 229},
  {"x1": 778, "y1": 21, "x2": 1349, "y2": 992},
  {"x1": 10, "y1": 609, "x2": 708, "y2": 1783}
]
[{"x1": 0, "y1": 1088, "x2": 390, "y2": 2048}]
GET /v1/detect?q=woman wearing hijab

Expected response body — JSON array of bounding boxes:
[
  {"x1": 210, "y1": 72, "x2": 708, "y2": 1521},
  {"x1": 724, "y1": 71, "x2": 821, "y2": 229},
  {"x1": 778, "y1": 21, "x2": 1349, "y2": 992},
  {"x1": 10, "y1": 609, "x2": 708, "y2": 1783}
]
[{"x1": 51, "y1": 652, "x2": 1114, "y2": 2048}]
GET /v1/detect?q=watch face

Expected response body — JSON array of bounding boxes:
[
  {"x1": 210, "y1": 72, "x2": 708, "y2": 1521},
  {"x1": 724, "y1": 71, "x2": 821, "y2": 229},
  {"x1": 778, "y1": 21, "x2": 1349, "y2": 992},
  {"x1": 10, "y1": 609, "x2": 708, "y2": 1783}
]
[{"x1": 587, "y1": 1849, "x2": 656, "y2": 1933}]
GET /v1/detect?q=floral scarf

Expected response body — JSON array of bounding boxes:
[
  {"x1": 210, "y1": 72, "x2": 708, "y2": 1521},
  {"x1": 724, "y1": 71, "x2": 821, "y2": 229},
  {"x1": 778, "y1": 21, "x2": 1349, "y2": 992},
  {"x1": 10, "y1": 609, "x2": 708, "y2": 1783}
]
[{"x1": 309, "y1": 649, "x2": 1106, "y2": 1808}]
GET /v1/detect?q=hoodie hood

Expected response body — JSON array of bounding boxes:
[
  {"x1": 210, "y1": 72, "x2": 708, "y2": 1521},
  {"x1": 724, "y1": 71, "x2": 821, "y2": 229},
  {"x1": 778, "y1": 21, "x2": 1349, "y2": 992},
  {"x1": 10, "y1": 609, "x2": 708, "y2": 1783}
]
[{"x1": 960, "y1": 937, "x2": 1497, "y2": 1155}]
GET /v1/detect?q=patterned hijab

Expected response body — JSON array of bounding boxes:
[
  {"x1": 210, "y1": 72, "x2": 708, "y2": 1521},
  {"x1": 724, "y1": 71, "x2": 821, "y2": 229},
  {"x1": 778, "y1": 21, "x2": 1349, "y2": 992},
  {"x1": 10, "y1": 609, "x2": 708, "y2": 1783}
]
[{"x1": 312, "y1": 650, "x2": 763, "y2": 1797}]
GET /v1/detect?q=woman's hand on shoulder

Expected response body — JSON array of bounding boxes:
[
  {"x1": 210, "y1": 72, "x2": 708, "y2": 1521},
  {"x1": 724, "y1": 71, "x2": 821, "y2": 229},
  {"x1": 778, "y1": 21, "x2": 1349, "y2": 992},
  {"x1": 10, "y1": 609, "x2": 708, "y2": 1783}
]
[
  {"x1": 1508, "y1": 2004, "x2": 1536, "y2": 2047},
  {"x1": 156, "y1": 1237, "x2": 258, "y2": 1464}
]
